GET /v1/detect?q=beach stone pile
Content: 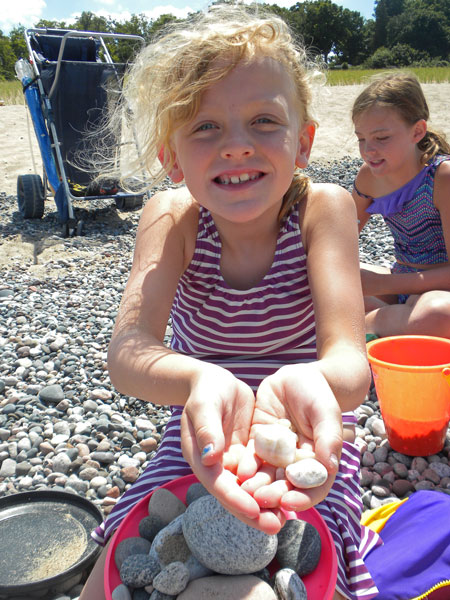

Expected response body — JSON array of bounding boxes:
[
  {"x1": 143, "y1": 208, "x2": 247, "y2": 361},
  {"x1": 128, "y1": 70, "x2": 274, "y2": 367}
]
[
  {"x1": 112, "y1": 483, "x2": 320, "y2": 599},
  {"x1": 1, "y1": 158, "x2": 449, "y2": 600}
]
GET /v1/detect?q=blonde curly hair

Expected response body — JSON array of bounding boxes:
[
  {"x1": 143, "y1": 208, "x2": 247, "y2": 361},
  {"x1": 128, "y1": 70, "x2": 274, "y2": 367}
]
[
  {"x1": 352, "y1": 71, "x2": 450, "y2": 165},
  {"x1": 106, "y1": 4, "x2": 321, "y2": 217}
]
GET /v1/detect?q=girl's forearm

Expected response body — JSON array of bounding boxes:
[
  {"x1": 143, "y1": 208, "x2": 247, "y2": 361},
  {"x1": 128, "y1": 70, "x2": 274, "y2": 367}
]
[
  {"x1": 361, "y1": 264, "x2": 450, "y2": 297},
  {"x1": 107, "y1": 331, "x2": 208, "y2": 406},
  {"x1": 316, "y1": 346, "x2": 371, "y2": 413}
]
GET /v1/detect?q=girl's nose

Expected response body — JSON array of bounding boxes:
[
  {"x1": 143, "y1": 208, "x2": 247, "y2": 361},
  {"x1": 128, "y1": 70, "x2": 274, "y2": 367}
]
[
  {"x1": 362, "y1": 140, "x2": 376, "y2": 155},
  {"x1": 220, "y1": 128, "x2": 255, "y2": 160}
]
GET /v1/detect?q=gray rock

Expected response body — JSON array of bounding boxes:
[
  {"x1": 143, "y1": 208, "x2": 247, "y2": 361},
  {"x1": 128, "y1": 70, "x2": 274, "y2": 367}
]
[
  {"x1": 149, "y1": 591, "x2": 176, "y2": 600},
  {"x1": 177, "y1": 575, "x2": 277, "y2": 599},
  {"x1": 152, "y1": 561, "x2": 190, "y2": 595},
  {"x1": 112, "y1": 584, "x2": 132, "y2": 600},
  {"x1": 182, "y1": 495, "x2": 277, "y2": 575},
  {"x1": 185, "y1": 482, "x2": 210, "y2": 505},
  {"x1": 148, "y1": 488, "x2": 186, "y2": 526},
  {"x1": 115, "y1": 538, "x2": 153, "y2": 570},
  {"x1": 39, "y1": 384, "x2": 65, "y2": 404},
  {"x1": 120, "y1": 554, "x2": 160, "y2": 588},
  {"x1": 151, "y1": 514, "x2": 191, "y2": 566},
  {"x1": 273, "y1": 568, "x2": 307, "y2": 600},
  {"x1": 184, "y1": 554, "x2": 214, "y2": 582},
  {"x1": 139, "y1": 514, "x2": 165, "y2": 542},
  {"x1": 132, "y1": 589, "x2": 150, "y2": 600},
  {"x1": 276, "y1": 519, "x2": 321, "y2": 577}
]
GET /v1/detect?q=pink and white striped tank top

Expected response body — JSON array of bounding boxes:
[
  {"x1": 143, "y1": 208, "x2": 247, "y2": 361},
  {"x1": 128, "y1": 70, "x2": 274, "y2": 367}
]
[{"x1": 170, "y1": 203, "x2": 317, "y2": 390}]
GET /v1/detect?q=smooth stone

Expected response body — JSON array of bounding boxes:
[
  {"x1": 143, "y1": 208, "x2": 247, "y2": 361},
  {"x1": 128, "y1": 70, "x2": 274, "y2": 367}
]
[
  {"x1": 132, "y1": 589, "x2": 150, "y2": 600},
  {"x1": 285, "y1": 458, "x2": 328, "y2": 489},
  {"x1": 115, "y1": 538, "x2": 153, "y2": 570},
  {"x1": 112, "y1": 584, "x2": 132, "y2": 600},
  {"x1": 276, "y1": 519, "x2": 321, "y2": 577},
  {"x1": 182, "y1": 495, "x2": 277, "y2": 575},
  {"x1": 149, "y1": 590, "x2": 175, "y2": 600},
  {"x1": 184, "y1": 554, "x2": 214, "y2": 582},
  {"x1": 39, "y1": 384, "x2": 65, "y2": 404},
  {"x1": 148, "y1": 488, "x2": 186, "y2": 526},
  {"x1": 254, "y1": 423, "x2": 298, "y2": 468},
  {"x1": 273, "y1": 568, "x2": 307, "y2": 600},
  {"x1": 177, "y1": 575, "x2": 277, "y2": 599},
  {"x1": 185, "y1": 483, "x2": 210, "y2": 506},
  {"x1": 139, "y1": 514, "x2": 165, "y2": 542},
  {"x1": 152, "y1": 561, "x2": 190, "y2": 595},
  {"x1": 151, "y1": 514, "x2": 191, "y2": 566},
  {"x1": 120, "y1": 554, "x2": 160, "y2": 588}
]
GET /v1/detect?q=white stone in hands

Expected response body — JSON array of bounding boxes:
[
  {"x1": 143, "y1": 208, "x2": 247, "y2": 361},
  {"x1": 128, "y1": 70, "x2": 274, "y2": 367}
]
[
  {"x1": 285, "y1": 458, "x2": 328, "y2": 489},
  {"x1": 253, "y1": 424, "x2": 298, "y2": 468}
]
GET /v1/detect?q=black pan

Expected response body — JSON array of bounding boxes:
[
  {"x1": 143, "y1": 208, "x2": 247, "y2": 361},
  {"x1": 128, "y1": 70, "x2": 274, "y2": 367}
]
[{"x1": 0, "y1": 490, "x2": 103, "y2": 596}]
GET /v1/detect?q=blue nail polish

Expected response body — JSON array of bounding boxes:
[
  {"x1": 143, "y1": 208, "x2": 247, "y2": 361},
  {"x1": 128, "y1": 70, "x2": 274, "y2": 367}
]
[{"x1": 202, "y1": 443, "x2": 214, "y2": 456}]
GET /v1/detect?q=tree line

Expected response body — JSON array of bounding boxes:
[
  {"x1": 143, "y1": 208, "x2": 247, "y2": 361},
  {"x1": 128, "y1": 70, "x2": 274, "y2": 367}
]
[{"x1": 0, "y1": 0, "x2": 448, "y2": 80}]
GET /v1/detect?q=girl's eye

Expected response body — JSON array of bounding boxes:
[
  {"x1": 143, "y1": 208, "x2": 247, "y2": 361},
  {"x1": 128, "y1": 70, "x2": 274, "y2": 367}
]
[
  {"x1": 254, "y1": 117, "x2": 275, "y2": 125},
  {"x1": 377, "y1": 136, "x2": 389, "y2": 142},
  {"x1": 196, "y1": 123, "x2": 216, "y2": 132}
]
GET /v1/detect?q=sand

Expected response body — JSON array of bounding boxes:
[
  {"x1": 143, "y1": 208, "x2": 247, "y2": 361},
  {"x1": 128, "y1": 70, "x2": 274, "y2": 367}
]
[{"x1": 0, "y1": 83, "x2": 449, "y2": 197}]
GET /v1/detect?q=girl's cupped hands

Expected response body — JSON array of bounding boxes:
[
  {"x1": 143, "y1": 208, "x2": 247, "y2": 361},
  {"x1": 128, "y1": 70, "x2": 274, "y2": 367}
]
[{"x1": 180, "y1": 362, "x2": 343, "y2": 534}]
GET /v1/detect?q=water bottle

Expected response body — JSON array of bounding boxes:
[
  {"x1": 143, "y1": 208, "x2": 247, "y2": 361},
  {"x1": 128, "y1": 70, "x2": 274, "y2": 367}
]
[{"x1": 15, "y1": 59, "x2": 34, "y2": 84}]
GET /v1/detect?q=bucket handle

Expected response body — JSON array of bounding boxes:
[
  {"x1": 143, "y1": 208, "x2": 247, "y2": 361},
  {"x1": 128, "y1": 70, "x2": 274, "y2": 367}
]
[{"x1": 443, "y1": 367, "x2": 450, "y2": 388}]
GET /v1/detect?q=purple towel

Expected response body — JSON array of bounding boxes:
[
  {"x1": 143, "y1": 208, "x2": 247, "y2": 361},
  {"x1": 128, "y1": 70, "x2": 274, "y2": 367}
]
[{"x1": 364, "y1": 490, "x2": 450, "y2": 599}]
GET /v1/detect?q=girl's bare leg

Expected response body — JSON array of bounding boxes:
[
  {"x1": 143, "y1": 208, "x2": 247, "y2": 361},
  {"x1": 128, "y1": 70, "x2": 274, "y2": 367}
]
[
  {"x1": 365, "y1": 290, "x2": 450, "y2": 338},
  {"x1": 79, "y1": 540, "x2": 111, "y2": 600}
]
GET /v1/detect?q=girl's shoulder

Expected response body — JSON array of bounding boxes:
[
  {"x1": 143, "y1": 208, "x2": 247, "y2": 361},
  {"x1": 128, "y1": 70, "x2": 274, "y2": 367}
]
[
  {"x1": 140, "y1": 186, "x2": 198, "y2": 230},
  {"x1": 300, "y1": 182, "x2": 354, "y2": 227},
  {"x1": 353, "y1": 162, "x2": 376, "y2": 199},
  {"x1": 138, "y1": 186, "x2": 199, "y2": 263}
]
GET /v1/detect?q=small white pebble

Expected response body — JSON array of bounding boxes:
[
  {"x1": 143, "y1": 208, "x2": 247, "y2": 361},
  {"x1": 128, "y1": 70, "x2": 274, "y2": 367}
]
[
  {"x1": 285, "y1": 458, "x2": 328, "y2": 489},
  {"x1": 294, "y1": 446, "x2": 316, "y2": 461},
  {"x1": 254, "y1": 424, "x2": 298, "y2": 468}
]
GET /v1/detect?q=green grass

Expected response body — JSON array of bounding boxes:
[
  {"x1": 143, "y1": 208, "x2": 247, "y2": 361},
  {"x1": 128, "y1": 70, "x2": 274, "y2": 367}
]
[
  {"x1": 326, "y1": 66, "x2": 450, "y2": 85},
  {"x1": 0, "y1": 80, "x2": 24, "y2": 105},
  {"x1": 1, "y1": 66, "x2": 449, "y2": 104}
]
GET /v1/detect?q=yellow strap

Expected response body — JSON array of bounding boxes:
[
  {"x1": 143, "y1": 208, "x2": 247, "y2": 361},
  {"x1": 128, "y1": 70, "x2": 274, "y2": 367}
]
[{"x1": 361, "y1": 498, "x2": 409, "y2": 533}]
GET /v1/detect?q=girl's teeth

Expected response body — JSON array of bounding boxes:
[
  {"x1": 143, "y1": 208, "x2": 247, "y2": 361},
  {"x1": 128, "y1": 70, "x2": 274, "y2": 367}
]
[{"x1": 220, "y1": 173, "x2": 253, "y2": 184}]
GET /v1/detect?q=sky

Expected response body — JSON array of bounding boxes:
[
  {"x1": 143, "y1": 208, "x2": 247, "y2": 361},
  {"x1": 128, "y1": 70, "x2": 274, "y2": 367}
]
[{"x1": 1, "y1": 0, "x2": 376, "y2": 35}]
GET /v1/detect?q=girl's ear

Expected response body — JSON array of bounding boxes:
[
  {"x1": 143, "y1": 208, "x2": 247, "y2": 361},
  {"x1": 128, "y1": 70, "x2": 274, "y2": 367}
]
[
  {"x1": 412, "y1": 119, "x2": 427, "y2": 144},
  {"x1": 158, "y1": 147, "x2": 184, "y2": 183},
  {"x1": 295, "y1": 122, "x2": 316, "y2": 168}
]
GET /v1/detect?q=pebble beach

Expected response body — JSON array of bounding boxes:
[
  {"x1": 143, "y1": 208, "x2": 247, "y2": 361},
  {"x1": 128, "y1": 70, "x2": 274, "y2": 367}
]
[{"x1": 1, "y1": 82, "x2": 450, "y2": 598}]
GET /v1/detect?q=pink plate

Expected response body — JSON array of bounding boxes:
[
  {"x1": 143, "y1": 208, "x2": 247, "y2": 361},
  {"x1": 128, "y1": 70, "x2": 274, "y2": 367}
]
[{"x1": 105, "y1": 474, "x2": 337, "y2": 599}]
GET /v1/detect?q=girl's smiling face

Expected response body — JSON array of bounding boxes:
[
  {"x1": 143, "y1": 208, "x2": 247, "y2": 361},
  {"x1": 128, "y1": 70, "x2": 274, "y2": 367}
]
[
  {"x1": 354, "y1": 104, "x2": 426, "y2": 177},
  {"x1": 168, "y1": 56, "x2": 314, "y2": 225}
]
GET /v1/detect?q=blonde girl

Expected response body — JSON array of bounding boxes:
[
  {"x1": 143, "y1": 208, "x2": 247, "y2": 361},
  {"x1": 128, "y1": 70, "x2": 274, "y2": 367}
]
[{"x1": 81, "y1": 6, "x2": 380, "y2": 599}]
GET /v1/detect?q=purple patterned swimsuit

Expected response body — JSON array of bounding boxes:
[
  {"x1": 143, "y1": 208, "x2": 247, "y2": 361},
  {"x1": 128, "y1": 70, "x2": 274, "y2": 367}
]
[
  {"x1": 355, "y1": 154, "x2": 450, "y2": 303},
  {"x1": 93, "y1": 203, "x2": 381, "y2": 599}
]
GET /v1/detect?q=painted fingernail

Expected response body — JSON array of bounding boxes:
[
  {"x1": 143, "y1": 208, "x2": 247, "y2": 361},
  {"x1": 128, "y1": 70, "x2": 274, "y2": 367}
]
[
  {"x1": 330, "y1": 454, "x2": 339, "y2": 469},
  {"x1": 202, "y1": 443, "x2": 214, "y2": 457}
]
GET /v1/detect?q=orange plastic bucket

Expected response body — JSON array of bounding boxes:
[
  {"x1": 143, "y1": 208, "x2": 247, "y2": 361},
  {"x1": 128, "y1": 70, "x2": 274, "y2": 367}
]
[{"x1": 366, "y1": 335, "x2": 450, "y2": 456}]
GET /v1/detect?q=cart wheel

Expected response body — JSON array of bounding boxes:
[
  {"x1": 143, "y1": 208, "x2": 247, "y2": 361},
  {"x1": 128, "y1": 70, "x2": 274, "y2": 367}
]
[
  {"x1": 76, "y1": 220, "x2": 84, "y2": 237},
  {"x1": 17, "y1": 174, "x2": 45, "y2": 219},
  {"x1": 61, "y1": 223, "x2": 70, "y2": 238},
  {"x1": 115, "y1": 195, "x2": 143, "y2": 210},
  {"x1": 115, "y1": 196, "x2": 126, "y2": 210}
]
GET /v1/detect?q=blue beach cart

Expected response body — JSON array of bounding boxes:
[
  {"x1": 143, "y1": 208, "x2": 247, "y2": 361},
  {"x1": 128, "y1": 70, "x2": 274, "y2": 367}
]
[{"x1": 16, "y1": 28, "x2": 145, "y2": 236}]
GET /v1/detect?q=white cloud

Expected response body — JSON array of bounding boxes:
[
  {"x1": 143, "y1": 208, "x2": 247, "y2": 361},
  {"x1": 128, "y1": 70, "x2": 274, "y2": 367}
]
[
  {"x1": 0, "y1": 0, "x2": 46, "y2": 34},
  {"x1": 141, "y1": 5, "x2": 196, "y2": 21}
]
